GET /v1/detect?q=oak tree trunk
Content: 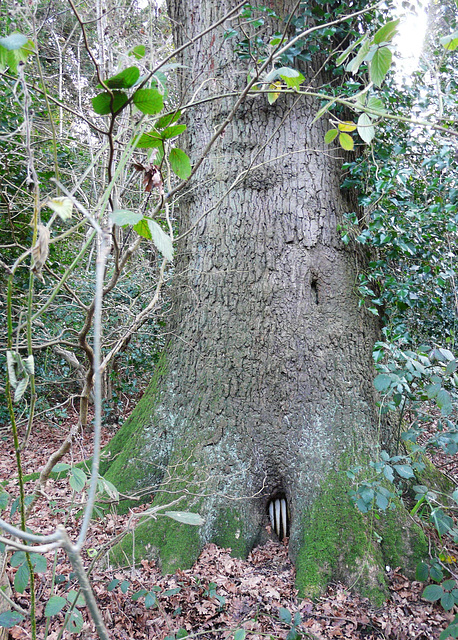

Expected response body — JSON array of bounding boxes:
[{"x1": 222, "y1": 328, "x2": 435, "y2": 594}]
[{"x1": 102, "y1": 0, "x2": 427, "y2": 601}]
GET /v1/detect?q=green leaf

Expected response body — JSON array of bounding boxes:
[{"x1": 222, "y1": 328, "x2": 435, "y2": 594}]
[
  {"x1": 100, "y1": 66, "x2": 140, "y2": 89},
  {"x1": 0, "y1": 611, "x2": 25, "y2": 628},
  {"x1": 339, "y1": 132, "x2": 354, "y2": 151},
  {"x1": 286, "y1": 629, "x2": 301, "y2": 640},
  {"x1": 423, "y1": 584, "x2": 444, "y2": 602},
  {"x1": 176, "y1": 630, "x2": 189, "y2": 639},
  {"x1": 346, "y1": 37, "x2": 370, "y2": 74},
  {"x1": 0, "y1": 493, "x2": 8, "y2": 510},
  {"x1": 10, "y1": 552, "x2": 26, "y2": 568},
  {"x1": 162, "y1": 124, "x2": 187, "y2": 139},
  {"x1": 324, "y1": 129, "x2": 338, "y2": 144},
  {"x1": 445, "y1": 360, "x2": 457, "y2": 375},
  {"x1": 14, "y1": 562, "x2": 30, "y2": 594},
  {"x1": 67, "y1": 590, "x2": 85, "y2": 607},
  {"x1": 145, "y1": 591, "x2": 157, "y2": 608},
  {"x1": 66, "y1": 609, "x2": 83, "y2": 633},
  {"x1": 133, "y1": 218, "x2": 151, "y2": 240},
  {"x1": 156, "y1": 111, "x2": 182, "y2": 129},
  {"x1": 163, "y1": 510, "x2": 204, "y2": 525},
  {"x1": 145, "y1": 220, "x2": 174, "y2": 262},
  {"x1": 312, "y1": 99, "x2": 336, "y2": 124},
  {"x1": 375, "y1": 492, "x2": 388, "y2": 510},
  {"x1": 111, "y1": 210, "x2": 144, "y2": 227},
  {"x1": 416, "y1": 562, "x2": 429, "y2": 582},
  {"x1": 30, "y1": 553, "x2": 47, "y2": 573},
  {"x1": 374, "y1": 373, "x2": 392, "y2": 392},
  {"x1": 169, "y1": 148, "x2": 192, "y2": 179},
  {"x1": 383, "y1": 465, "x2": 394, "y2": 482},
  {"x1": 51, "y1": 462, "x2": 70, "y2": 474},
  {"x1": 97, "y1": 476, "x2": 119, "y2": 500},
  {"x1": 441, "y1": 623, "x2": 458, "y2": 640},
  {"x1": 357, "y1": 113, "x2": 375, "y2": 144},
  {"x1": 0, "y1": 33, "x2": 28, "y2": 50},
  {"x1": 443, "y1": 580, "x2": 456, "y2": 590},
  {"x1": 436, "y1": 388, "x2": 452, "y2": 415},
  {"x1": 120, "y1": 580, "x2": 130, "y2": 594},
  {"x1": 440, "y1": 30, "x2": 458, "y2": 51},
  {"x1": 132, "y1": 589, "x2": 148, "y2": 601},
  {"x1": 69, "y1": 467, "x2": 87, "y2": 493},
  {"x1": 234, "y1": 630, "x2": 246, "y2": 640},
  {"x1": 367, "y1": 97, "x2": 386, "y2": 114},
  {"x1": 393, "y1": 464, "x2": 415, "y2": 479},
  {"x1": 45, "y1": 596, "x2": 67, "y2": 617},
  {"x1": 107, "y1": 578, "x2": 120, "y2": 591},
  {"x1": 134, "y1": 130, "x2": 164, "y2": 149},
  {"x1": 133, "y1": 88, "x2": 163, "y2": 114},
  {"x1": 92, "y1": 91, "x2": 128, "y2": 115},
  {"x1": 130, "y1": 45, "x2": 146, "y2": 59},
  {"x1": 373, "y1": 19, "x2": 400, "y2": 45},
  {"x1": 431, "y1": 509, "x2": 454, "y2": 536},
  {"x1": 430, "y1": 564, "x2": 444, "y2": 582},
  {"x1": 336, "y1": 34, "x2": 366, "y2": 66},
  {"x1": 278, "y1": 607, "x2": 292, "y2": 624},
  {"x1": 370, "y1": 47, "x2": 392, "y2": 87}
]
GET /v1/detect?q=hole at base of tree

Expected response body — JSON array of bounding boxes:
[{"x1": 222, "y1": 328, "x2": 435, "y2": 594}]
[{"x1": 267, "y1": 494, "x2": 289, "y2": 540}]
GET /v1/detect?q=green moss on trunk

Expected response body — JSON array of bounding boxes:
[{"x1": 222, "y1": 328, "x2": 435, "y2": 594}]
[
  {"x1": 212, "y1": 507, "x2": 253, "y2": 558},
  {"x1": 295, "y1": 468, "x2": 388, "y2": 606}
]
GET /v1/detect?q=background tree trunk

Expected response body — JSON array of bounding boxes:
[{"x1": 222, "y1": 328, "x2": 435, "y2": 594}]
[{"x1": 102, "y1": 0, "x2": 427, "y2": 601}]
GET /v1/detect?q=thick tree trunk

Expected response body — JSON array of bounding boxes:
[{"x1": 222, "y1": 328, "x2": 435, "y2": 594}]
[{"x1": 102, "y1": 0, "x2": 427, "y2": 601}]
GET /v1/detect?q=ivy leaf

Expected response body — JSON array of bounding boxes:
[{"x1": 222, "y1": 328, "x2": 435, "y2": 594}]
[
  {"x1": 98, "y1": 66, "x2": 139, "y2": 89},
  {"x1": 169, "y1": 148, "x2": 192, "y2": 179},
  {"x1": 133, "y1": 88, "x2": 163, "y2": 114},
  {"x1": 45, "y1": 596, "x2": 67, "y2": 617},
  {"x1": 370, "y1": 47, "x2": 392, "y2": 87},
  {"x1": 111, "y1": 210, "x2": 143, "y2": 226},
  {"x1": 147, "y1": 220, "x2": 174, "y2": 262},
  {"x1": 163, "y1": 510, "x2": 204, "y2": 525},
  {"x1": 357, "y1": 113, "x2": 375, "y2": 144},
  {"x1": 339, "y1": 132, "x2": 354, "y2": 151},
  {"x1": 92, "y1": 91, "x2": 128, "y2": 115}
]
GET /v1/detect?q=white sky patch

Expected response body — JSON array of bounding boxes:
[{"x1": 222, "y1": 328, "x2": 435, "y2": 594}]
[{"x1": 394, "y1": 1, "x2": 428, "y2": 75}]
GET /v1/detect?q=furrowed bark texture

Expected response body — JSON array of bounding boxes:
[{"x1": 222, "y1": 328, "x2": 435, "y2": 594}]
[{"x1": 103, "y1": 0, "x2": 427, "y2": 599}]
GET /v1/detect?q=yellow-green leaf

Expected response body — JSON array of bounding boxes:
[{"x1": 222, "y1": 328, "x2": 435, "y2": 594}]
[
  {"x1": 45, "y1": 197, "x2": 73, "y2": 220},
  {"x1": 324, "y1": 129, "x2": 338, "y2": 144},
  {"x1": 267, "y1": 82, "x2": 281, "y2": 105},
  {"x1": 339, "y1": 132, "x2": 354, "y2": 151},
  {"x1": 338, "y1": 121, "x2": 357, "y2": 132}
]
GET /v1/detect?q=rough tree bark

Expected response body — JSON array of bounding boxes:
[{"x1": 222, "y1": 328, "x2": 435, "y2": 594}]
[{"x1": 101, "y1": 0, "x2": 427, "y2": 601}]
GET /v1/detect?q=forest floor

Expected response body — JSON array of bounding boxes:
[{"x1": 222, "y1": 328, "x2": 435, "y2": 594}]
[{"x1": 1, "y1": 407, "x2": 457, "y2": 640}]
